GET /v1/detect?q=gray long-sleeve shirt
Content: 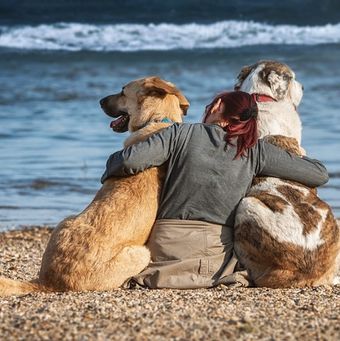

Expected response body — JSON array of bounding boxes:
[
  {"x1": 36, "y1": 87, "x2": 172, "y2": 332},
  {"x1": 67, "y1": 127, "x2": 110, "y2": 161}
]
[{"x1": 102, "y1": 123, "x2": 329, "y2": 226}]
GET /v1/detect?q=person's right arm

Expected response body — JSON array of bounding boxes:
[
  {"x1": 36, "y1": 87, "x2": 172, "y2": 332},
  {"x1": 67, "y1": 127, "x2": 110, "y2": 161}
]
[
  {"x1": 101, "y1": 123, "x2": 180, "y2": 183},
  {"x1": 256, "y1": 140, "x2": 329, "y2": 187}
]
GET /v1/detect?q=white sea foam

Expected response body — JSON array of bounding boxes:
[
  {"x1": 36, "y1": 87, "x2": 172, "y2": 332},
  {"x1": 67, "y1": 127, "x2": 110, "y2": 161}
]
[{"x1": 0, "y1": 21, "x2": 340, "y2": 51}]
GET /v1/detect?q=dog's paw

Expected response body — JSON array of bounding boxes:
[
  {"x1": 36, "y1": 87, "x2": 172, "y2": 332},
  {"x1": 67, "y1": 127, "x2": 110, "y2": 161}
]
[
  {"x1": 117, "y1": 245, "x2": 151, "y2": 272},
  {"x1": 333, "y1": 275, "x2": 340, "y2": 285}
]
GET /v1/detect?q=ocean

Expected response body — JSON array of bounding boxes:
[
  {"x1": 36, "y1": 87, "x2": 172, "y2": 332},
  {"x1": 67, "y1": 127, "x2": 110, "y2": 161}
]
[{"x1": 0, "y1": 1, "x2": 339, "y2": 230}]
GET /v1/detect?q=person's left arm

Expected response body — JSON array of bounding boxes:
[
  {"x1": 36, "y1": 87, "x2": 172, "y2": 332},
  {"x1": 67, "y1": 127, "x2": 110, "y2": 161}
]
[
  {"x1": 101, "y1": 124, "x2": 179, "y2": 183},
  {"x1": 256, "y1": 140, "x2": 329, "y2": 187}
]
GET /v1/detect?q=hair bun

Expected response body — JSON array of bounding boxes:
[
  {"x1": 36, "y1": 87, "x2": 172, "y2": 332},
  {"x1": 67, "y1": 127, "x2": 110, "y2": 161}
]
[{"x1": 239, "y1": 106, "x2": 258, "y2": 121}]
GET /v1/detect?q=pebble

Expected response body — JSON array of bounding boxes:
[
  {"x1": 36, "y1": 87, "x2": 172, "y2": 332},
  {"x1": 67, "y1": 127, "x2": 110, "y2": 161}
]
[{"x1": 0, "y1": 225, "x2": 339, "y2": 340}]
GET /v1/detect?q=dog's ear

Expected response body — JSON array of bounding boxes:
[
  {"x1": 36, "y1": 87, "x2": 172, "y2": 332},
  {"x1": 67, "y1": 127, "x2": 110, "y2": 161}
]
[
  {"x1": 235, "y1": 62, "x2": 265, "y2": 91},
  {"x1": 143, "y1": 77, "x2": 190, "y2": 115},
  {"x1": 238, "y1": 65, "x2": 253, "y2": 82},
  {"x1": 260, "y1": 69, "x2": 293, "y2": 100},
  {"x1": 175, "y1": 91, "x2": 190, "y2": 116}
]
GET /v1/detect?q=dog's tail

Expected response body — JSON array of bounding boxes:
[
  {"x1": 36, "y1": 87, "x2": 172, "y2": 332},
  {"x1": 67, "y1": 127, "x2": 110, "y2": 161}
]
[{"x1": 0, "y1": 276, "x2": 46, "y2": 297}]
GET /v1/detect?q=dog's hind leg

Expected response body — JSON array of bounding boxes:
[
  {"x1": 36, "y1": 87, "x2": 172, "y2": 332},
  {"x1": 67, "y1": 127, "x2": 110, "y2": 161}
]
[
  {"x1": 91, "y1": 245, "x2": 151, "y2": 291},
  {"x1": 253, "y1": 268, "x2": 296, "y2": 288}
]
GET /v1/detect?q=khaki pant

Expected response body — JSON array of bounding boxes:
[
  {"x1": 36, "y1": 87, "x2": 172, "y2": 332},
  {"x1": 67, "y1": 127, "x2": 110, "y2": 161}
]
[{"x1": 129, "y1": 219, "x2": 250, "y2": 289}]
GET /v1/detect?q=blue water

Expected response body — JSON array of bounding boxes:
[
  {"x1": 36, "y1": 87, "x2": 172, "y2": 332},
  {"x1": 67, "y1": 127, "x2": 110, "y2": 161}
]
[{"x1": 0, "y1": 1, "x2": 339, "y2": 230}]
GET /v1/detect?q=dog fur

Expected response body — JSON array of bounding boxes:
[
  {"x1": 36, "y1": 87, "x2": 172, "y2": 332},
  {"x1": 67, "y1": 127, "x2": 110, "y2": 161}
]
[
  {"x1": 0, "y1": 76, "x2": 189, "y2": 296},
  {"x1": 234, "y1": 60, "x2": 303, "y2": 145},
  {"x1": 234, "y1": 60, "x2": 339, "y2": 287},
  {"x1": 234, "y1": 135, "x2": 340, "y2": 288}
]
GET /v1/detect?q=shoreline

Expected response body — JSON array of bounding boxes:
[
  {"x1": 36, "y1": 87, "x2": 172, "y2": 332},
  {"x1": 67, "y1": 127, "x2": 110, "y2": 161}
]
[{"x1": 0, "y1": 225, "x2": 339, "y2": 340}]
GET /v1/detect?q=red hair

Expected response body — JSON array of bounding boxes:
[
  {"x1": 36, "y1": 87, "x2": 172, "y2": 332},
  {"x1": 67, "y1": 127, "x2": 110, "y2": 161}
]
[{"x1": 204, "y1": 91, "x2": 258, "y2": 159}]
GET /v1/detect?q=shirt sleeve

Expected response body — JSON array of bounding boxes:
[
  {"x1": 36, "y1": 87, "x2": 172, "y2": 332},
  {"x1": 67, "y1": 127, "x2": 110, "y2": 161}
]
[
  {"x1": 256, "y1": 140, "x2": 329, "y2": 188},
  {"x1": 101, "y1": 124, "x2": 179, "y2": 183}
]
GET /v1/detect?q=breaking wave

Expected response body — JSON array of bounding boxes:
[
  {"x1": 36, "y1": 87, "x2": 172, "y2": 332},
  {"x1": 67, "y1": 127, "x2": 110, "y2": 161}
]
[{"x1": 0, "y1": 20, "x2": 340, "y2": 51}]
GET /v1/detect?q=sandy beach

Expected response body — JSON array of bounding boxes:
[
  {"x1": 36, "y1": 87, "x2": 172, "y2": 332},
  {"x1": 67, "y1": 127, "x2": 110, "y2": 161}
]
[{"x1": 0, "y1": 225, "x2": 339, "y2": 340}]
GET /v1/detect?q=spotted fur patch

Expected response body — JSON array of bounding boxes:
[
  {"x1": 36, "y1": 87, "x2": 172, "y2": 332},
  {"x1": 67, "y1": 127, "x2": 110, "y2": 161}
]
[
  {"x1": 252, "y1": 177, "x2": 267, "y2": 186},
  {"x1": 234, "y1": 214, "x2": 339, "y2": 288},
  {"x1": 277, "y1": 184, "x2": 324, "y2": 235},
  {"x1": 251, "y1": 192, "x2": 288, "y2": 213}
]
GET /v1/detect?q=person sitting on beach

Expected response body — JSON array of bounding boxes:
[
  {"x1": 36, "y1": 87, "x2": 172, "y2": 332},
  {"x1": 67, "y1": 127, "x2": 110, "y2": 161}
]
[{"x1": 101, "y1": 91, "x2": 329, "y2": 289}]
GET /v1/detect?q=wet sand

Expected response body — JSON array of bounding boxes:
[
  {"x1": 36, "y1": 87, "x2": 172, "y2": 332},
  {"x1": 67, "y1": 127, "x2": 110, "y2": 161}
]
[{"x1": 0, "y1": 226, "x2": 339, "y2": 340}]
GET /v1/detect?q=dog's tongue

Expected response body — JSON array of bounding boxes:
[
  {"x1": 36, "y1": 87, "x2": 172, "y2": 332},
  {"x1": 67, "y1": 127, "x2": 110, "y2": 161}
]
[{"x1": 110, "y1": 116, "x2": 125, "y2": 128}]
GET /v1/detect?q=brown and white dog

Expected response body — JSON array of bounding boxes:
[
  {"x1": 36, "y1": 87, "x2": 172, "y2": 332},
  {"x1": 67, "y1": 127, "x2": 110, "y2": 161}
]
[
  {"x1": 234, "y1": 60, "x2": 340, "y2": 287},
  {"x1": 234, "y1": 60, "x2": 303, "y2": 145},
  {"x1": 234, "y1": 135, "x2": 340, "y2": 288},
  {"x1": 0, "y1": 76, "x2": 189, "y2": 296}
]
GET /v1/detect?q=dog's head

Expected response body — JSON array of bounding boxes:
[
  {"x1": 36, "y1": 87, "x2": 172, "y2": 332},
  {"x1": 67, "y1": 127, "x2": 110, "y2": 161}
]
[
  {"x1": 234, "y1": 60, "x2": 303, "y2": 108},
  {"x1": 263, "y1": 135, "x2": 303, "y2": 157},
  {"x1": 100, "y1": 76, "x2": 189, "y2": 133}
]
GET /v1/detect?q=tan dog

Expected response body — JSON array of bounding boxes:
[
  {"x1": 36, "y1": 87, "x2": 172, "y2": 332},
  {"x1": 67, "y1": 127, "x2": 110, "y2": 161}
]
[
  {"x1": 0, "y1": 76, "x2": 189, "y2": 296},
  {"x1": 234, "y1": 60, "x2": 304, "y2": 145},
  {"x1": 234, "y1": 135, "x2": 340, "y2": 288}
]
